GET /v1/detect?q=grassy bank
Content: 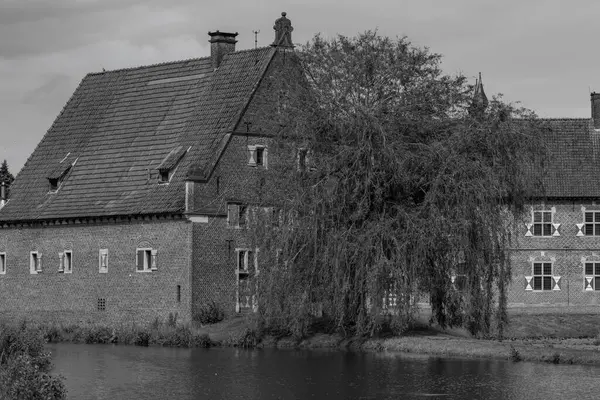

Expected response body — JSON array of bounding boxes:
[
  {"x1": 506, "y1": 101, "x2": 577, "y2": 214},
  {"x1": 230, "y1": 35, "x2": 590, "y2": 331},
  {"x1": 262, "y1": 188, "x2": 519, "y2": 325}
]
[{"x1": 12, "y1": 312, "x2": 600, "y2": 368}]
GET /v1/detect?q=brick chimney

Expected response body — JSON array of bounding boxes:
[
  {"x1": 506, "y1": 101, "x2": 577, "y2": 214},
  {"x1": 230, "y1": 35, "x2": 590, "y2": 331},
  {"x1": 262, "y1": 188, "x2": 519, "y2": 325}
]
[
  {"x1": 592, "y1": 92, "x2": 600, "y2": 129},
  {"x1": 208, "y1": 31, "x2": 238, "y2": 70},
  {"x1": 0, "y1": 182, "x2": 6, "y2": 208}
]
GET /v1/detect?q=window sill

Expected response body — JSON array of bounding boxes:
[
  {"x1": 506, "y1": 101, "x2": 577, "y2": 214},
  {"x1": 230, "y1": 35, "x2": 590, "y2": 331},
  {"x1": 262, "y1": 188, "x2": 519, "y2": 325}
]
[{"x1": 99, "y1": 269, "x2": 108, "y2": 274}]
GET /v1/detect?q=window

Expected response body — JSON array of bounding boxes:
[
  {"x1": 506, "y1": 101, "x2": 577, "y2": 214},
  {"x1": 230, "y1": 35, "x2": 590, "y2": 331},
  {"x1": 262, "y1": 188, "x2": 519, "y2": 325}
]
[
  {"x1": 451, "y1": 263, "x2": 467, "y2": 291},
  {"x1": 584, "y1": 262, "x2": 600, "y2": 290},
  {"x1": 99, "y1": 249, "x2": 108, "y2": 273},
  {"x1": 30, "y1": 251, "x2": 41, "y2": 274},
  {"x1": 256, "y1": 147, "x2": 265, "y2": 166},
  {"x1": 532, "y1": 211, "x2": 553, "y2": 236},
  {"x1": 156, "y1": 146, "x2": 188, "y2": 184},
  {"x1": 136, "y1": 248, "x2": 157, "y2": 272},
  {"x1": 238, "y1": 205, "x2": 248, "y2": 228},
  {"x1": 47, "y1": 158, "x2": 74, "y2": 193},
  {"x1": 236, "y1": 249, "x2": 255, "y2": 273},
  {"x1": 227, "y1": 203, "x2": 249, "y2": 229},
  {"x1": 49, "y1": 178, "x2": 59, "y2": 192},
  {"x1": 297, "y1": 148, "x2": 308, "y2": 172},
  {"x1": 97, "y1": 298, "x2": 106, "y2": 311},
  {"x1": 532, "y1": 262, "x2": 553, "y2": 290},
  {"x1": 159, "y1": 170, "x2": 170, "y2": 183},
  {"x1": 59, "y1": 250, "x2": 72, "y2": 273},
  {"x1": 584, "y1": 212, "x2": 600, "y2": 236},
  {"x1": 177, "y1": 285, "x2": 181, "y2": 303},
  {"x1": 0, "y1": 253, "x2": 5, "y2": 274},
  {"x1": 248, "y1": 145, "x2": 268, "y2": 168}
]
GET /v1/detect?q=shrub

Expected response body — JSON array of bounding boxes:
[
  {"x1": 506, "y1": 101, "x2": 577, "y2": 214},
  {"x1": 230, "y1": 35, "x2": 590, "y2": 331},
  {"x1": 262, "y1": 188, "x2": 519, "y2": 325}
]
[
  {"x1": 84, "y1": 326, "x2": 113, "y2": 344},
  {"x1": 194, "y1": 333, "x2": 213, "y2": 348},
  {"x1": 229, "y1": 328, "x2": 259, "y2": 348},
  {"x1": 167, "y1": 312, "x2": 178, "y2": 328},
  {"x1": 135, "y1": 330, "x2": 150, "y2": 347},
  {"x1": 508, "y1": 346, "x2": 522, "y2": 362},
  {"x1": 0, "y1": 324, "x2": 67, "y2": 399},
  {"x1": 195, "y1": 301, "x2": 225, "y2": 325}
]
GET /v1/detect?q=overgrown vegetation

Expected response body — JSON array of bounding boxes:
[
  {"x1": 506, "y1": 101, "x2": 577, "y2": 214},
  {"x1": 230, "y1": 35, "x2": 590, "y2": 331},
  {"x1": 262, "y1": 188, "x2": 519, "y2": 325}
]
[
  {"x1": 0, "y1": 322, "x2": 66, "y2": 400},
  {"x1": 250, "y1": 31, "x2": 547, "y2": 338},
  {"x1": 195, "y1": 301, "x2": 225, "y2": 325}
]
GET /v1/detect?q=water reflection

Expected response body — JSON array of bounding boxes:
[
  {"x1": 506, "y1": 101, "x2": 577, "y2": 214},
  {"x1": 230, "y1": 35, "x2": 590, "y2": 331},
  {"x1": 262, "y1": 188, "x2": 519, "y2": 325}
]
[{"x1": 48, "y1": 343, "x2": 600, "y2": 399}]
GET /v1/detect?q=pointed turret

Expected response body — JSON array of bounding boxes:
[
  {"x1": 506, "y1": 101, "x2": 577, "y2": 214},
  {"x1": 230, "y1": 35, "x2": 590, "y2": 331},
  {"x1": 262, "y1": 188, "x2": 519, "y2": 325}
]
[{"x1": 469, "y1": 72, "x2": 488, "y2": 118}]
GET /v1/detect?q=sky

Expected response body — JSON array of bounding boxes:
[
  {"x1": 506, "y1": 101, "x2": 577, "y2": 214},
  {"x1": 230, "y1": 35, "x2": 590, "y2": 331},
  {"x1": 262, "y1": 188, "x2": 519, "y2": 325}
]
[{"x1": 1, "y1": 0, "x2": 599, "y2": 174}]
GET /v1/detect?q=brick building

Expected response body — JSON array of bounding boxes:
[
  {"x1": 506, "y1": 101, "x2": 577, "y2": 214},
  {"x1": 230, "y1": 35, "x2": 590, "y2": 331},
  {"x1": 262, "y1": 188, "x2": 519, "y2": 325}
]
[
  {"x1": 505, "y1": 93, "x2": 600, "y2": 310},
  {"x1": 0, "y1": 12, "x2": 299, "y2": 325}
]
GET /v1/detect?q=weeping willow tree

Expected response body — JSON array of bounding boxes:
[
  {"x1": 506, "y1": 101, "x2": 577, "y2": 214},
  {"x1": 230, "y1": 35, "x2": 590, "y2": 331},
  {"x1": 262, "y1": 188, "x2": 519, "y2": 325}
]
[{"x1": 249, "y1": 31, "x2": 546, "y2": 338}]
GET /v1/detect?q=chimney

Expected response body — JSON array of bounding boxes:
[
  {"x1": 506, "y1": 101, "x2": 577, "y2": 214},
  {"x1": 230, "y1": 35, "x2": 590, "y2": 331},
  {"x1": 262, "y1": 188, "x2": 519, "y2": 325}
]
[
  {"x1": 592, "y1": 92, "x2": 600, "y2": 129},
  {"x1": 208, "y1": 31, "x2": 238, "y2": 70},
  {"x1": 0, "y1": 182, "x2": 6, "y2": 208}
]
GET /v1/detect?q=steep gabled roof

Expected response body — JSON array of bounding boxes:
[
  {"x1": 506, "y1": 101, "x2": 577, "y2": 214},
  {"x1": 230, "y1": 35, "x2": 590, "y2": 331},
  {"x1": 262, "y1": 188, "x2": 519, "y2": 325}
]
[
  {"x1": 540, "y1": 118, "x2": 600, "y2": 198},
  {"x1": 0, "y1": 46, "x2": 276, "y2": 221}
]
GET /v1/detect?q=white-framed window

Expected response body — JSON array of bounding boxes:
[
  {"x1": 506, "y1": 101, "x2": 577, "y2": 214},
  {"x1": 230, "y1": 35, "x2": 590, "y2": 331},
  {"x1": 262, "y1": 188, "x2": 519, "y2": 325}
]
[
  {"x1": 0, "y1": 252, "x2": 6, "y2": 275},
  {"x1": 58, "y1": 250, "x2": 73, "y2": 273},
  {"x1": 99, "y1": 249, "x2": 108, "y2": 273},
  {"x1": 526, "y1": 210, "x2": 560, "y2": 237},
  {"x1": 584, "y1": 262, "x2": 600, "y2": 291},
  {"x1": 30, "y1": 251, "x2": 42, "y2": 274},
  {"x1": 532, "y1": 262, "x2": 553, "y2": 290},
  {"x1": 227, "y1": 203, "x2": 248, "y2": 229},
  {"x1": 533, "y1": 211, "x2": 553, "y2": 236},
  {"x1": 136, "y1": 248, "x2": 157, "y2": 272},
  {"x1": 584, "y1": 212, "x2": 600, "y2": 236},
  {"x1": 247, "y1": 145, "x2": 268, "y2": 168},
  {"x1": 236, "y1": 248, "x2": 255, "y2": 274}
]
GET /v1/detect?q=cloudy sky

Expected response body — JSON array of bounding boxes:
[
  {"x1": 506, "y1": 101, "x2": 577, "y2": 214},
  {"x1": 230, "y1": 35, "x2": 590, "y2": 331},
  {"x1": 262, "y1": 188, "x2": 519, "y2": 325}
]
[{"x1": 1, "y1": 0, "x2": 598, "y2": 174}]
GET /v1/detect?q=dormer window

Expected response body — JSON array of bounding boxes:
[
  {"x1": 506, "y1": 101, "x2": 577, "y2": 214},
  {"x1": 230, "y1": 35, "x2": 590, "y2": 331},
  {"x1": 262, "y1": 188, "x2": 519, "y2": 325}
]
[
  {"x1": 47, "y1": 155, "x2": 76, "y2": 193},
  {"x1": 156, "y1": 146, "x2": 189, "y2": 184},
  {"x1": 159, "y1": 170, "x2": 170, "y2": 183},
  {"x1": 49, "y1": 178, "x2": 59, "y2": 192}
]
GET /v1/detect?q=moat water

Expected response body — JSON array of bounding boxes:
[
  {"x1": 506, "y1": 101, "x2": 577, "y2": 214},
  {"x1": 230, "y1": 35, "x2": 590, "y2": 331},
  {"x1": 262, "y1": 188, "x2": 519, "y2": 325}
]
[{"x1": 48, "y1": 343, "x2": 600, "y2": 399}]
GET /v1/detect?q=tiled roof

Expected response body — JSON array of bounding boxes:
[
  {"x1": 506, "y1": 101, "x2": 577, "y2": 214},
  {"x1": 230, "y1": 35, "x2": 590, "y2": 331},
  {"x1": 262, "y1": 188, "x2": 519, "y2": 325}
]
[
  {"x1": 0, "y1": 47, "x2": 276, "y2": 221},
  {"x1": 539, "y1": 118, "x2": 600, "y2": 198}
]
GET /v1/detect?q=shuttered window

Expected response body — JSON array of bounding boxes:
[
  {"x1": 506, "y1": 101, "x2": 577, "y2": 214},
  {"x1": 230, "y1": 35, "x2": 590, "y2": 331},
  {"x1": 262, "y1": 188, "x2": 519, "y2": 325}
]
[
  {"x1": 136, "y1": 248, "x2": 157, "y2": 272},
  {"x1": 99, "y1": 249, "x2": 108, "y2": 273}
]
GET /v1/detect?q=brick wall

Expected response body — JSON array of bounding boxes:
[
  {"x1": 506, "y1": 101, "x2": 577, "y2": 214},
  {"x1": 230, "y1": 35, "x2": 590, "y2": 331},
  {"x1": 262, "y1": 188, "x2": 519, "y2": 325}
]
[
  {"x1": 0, "y1": 218, "x2": 192, "y2": 325},
  {"x1": 509, "y1": 201, "x2": 600, "y2": 308},
  {"x1": 188, "y1": 51, "x2": 299, "y2": 316}
]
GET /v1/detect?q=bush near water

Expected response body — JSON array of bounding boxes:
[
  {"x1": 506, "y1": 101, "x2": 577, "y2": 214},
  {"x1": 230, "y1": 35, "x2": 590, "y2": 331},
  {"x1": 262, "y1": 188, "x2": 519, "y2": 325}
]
[{"x1": 0, "y1": 322, "x2": 67, "y2": 400}]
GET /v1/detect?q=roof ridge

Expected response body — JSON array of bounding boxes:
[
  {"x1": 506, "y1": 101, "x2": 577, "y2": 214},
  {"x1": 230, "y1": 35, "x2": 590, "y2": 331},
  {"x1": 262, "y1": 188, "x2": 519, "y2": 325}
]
[
  {"x1": 87, "y1": 47, "x2": 278, "y2": 76},
  {"x1": 88, "y1": 55, "x2": 211, "y2": 76}
]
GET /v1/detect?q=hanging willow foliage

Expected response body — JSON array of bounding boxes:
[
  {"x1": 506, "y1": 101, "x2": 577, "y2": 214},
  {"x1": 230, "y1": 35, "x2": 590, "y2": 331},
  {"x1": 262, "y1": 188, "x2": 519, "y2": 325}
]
[{"x1": 249, "y1": 31, "x2": 546, "y2": 338}]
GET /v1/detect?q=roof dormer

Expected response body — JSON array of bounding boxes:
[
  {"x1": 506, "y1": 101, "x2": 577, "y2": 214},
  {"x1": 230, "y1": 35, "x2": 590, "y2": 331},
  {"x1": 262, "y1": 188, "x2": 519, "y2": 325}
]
[{"x1": 47, "y1": 154, "x2": 77, "y2": 193}]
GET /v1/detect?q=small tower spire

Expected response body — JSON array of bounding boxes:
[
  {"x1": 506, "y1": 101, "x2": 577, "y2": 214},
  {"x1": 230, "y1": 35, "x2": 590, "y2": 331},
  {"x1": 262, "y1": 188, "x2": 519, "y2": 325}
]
[
  {"x1": 469, "y1": 72, "x2": 488, "y2": 118},
  {"x1": 271, "y1": 12, "x2": 294, "y2": 48}
]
